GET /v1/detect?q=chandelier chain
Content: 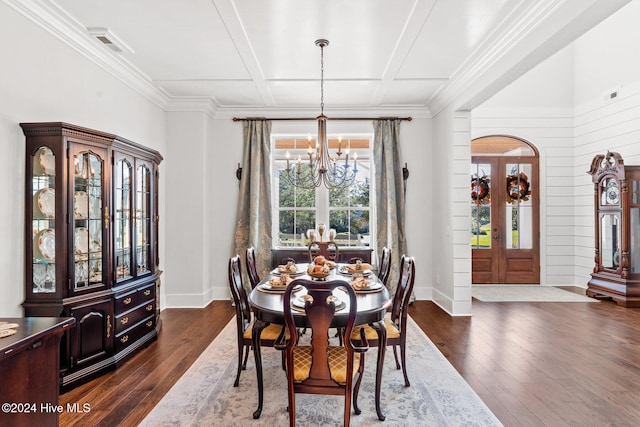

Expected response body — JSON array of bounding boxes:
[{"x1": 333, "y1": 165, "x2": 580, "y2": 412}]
[{"x1": 320, "y1": 42, "x2": 324, "y2": 115}]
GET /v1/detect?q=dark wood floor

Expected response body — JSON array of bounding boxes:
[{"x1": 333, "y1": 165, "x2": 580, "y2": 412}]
[{"x1": 60, "y1": 295, "x2": 640, "y2": 427}]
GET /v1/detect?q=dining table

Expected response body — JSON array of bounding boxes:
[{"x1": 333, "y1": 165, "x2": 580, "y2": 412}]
[{"x1": 248, "y1": 262, "x2": 392, "y2": 421}]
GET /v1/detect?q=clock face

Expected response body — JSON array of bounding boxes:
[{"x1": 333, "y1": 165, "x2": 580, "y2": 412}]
[{"x1": 606, "y1": 181, "x2": 620, "y2": 205}]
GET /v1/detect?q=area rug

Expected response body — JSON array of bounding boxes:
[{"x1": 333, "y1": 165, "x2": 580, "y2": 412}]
[
  {"x1": 140, "y1": 316, "x2": 501, "y2": 427},
  {"x1": 472, "y1": 285, "x2": 599, "y2": 302}
]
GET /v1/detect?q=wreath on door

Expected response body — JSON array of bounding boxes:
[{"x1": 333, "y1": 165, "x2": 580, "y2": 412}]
[
  {"x1": 471, "y1": 175, "x2": 491, "y2": 205},
  {"x1": 506, "y1": 172, "x2": 531, "y2": 203}
]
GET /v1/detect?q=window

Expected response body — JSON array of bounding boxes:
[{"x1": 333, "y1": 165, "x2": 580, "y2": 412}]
[{"x1": 272, "y1": 135, "x2": 372, "y2": 248}]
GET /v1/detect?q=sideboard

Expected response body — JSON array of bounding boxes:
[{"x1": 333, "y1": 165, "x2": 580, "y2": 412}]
[{"x1": 271, "y1": 247, "x2": 373, "y2": 267}]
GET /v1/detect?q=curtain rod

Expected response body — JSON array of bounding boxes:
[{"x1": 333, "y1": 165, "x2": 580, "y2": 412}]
[{"x1": 232, "y1": 116, "x2": 412, "y2": 122}]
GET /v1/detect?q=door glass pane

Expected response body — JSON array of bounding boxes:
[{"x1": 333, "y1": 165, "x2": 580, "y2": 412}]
[
  {"x1": 601, "y1": 214, "x2": 620, "y2": 270},
  {"x1": 115, "y1": 159, "x2": 132, "y2": 280},
  {"x1": 73, "y1": 152, "x2": 103, "y2": 289},
  {"x1": 471, "y1": 163, "x2": 491, "y2": 248},
  {"x1": 32, "y1": 146, "x2": 56, "y2": 293},
  {"x1": 631, "y1": 208, "x2": 640, "y2": 274},
  {"x1": 136, "y1": 165, "x2": 151, "y2": 275},
  {"x1": 505, "y1": 163, "x2": 533, "y2": 249}
]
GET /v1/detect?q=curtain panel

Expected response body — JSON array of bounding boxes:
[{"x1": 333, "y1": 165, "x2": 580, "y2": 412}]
[
  {"x1": 233, "y1": 120, "x2": 273, "y2": 291},
  {"x1": 373, "y1": 119, "x2": 407, "y2": 295}
]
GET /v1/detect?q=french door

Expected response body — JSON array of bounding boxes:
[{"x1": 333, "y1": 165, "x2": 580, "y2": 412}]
[{"x1": 471, "y1": 137, "x2": 539, "y2": 284}]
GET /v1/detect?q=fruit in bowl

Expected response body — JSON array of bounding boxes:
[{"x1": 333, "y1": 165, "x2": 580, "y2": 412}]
[
  {"x1": 313, "y1": 255, "x2": 326, "y2": 265},
  {"x1": 307, "y1": 263, "x2": 331, "y2": 279}
]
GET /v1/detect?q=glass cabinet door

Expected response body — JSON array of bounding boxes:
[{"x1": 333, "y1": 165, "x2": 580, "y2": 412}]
[
  {"x1": 114, "y1": 158, "x2": 133, "y2": 281},
  {"x1": 72, "y1": 150, "x2": 106, "y2": 290},
  {"x1": 32, "y1": 146, "x2": 57, "y2": 293},
  {"x1": 135, "y1": 162, "x2": 152, "y2": 276}
]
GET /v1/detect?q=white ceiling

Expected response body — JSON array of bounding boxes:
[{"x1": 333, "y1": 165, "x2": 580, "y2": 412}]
[{"x1": 7, "y1": 0, "x2": 631, "y2": 117}]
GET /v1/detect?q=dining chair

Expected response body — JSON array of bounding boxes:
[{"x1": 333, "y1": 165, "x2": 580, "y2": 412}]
[
  {"x1": 377, "y1": 246, "x2": 392, "y2": 286},
  {"x1": 228, "y1": 255, "x2": 288, "y2": 387},
  {"x1": 277, "y1": 278, "x2": 369, "y2": 427},
  {"x1": 351, "y1": 255, "x2": 415, "y2": 386},
  {"x1": 245, "y1": 246, "x2": 261, "y2": 289},
  {"x1": 308, "y1": 240, "x2": 339, "y2": 262}
]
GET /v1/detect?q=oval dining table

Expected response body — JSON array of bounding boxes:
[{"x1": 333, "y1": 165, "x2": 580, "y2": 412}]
[{"x1": 248, "y1": 264, "x2": 392, "y2": 421}]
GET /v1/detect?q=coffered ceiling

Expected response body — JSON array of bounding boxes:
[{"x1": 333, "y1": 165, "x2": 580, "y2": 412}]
[{"x1": 7, "y1": 0, "x2": 630, "y2": 117}]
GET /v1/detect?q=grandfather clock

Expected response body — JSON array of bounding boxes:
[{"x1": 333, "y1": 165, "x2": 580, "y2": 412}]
[{"x1": 587, "y1": 151, "x2": 640, "y2": 306}]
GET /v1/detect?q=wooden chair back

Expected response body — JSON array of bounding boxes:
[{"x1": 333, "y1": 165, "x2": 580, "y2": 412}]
[
  {"x1": 390, "y1": 255, "x2": 415, "y2": 331},
  {"x1": 245, "y1": 246, "x2": 261, "y2": 289},
  {"x1": 229, "y1": 255, "x2": 251, "y2": 332},
  {"x1": 377, "y1": 247, "x2": 392, "y2": 286},
  {"x1": 308, "y1": 241, "x2": 339, "y2": 262},
  {"x1": 281, "y1": 278, "x2": 367, "y2": 426}
]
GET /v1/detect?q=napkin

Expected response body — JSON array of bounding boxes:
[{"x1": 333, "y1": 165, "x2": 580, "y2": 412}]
[
  {"x1": 350, "y1": 276, "x2": 370, "y2": 290},
  {"x1": 278, "y1": 263, "x2": 298, "y2": 273},
  {"x1": 346, "y1": 262, "x2": 372, "y2": 272}
]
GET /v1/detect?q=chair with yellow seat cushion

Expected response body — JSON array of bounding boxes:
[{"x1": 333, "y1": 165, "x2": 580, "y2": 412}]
[
  {"x1": 229, "y1": 255, "x2": 288, "y2": 387},
  {"x1": 352, "y1": 255, "x2": 415, "y2": 386},
  {"x1": 277, "y1": 278, "x2": 368, "y2": 427}
]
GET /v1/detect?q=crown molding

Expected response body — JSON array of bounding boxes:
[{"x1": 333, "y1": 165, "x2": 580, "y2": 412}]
[{"x1": 4, "y1": 0, "x2": 171, "y2": 109}]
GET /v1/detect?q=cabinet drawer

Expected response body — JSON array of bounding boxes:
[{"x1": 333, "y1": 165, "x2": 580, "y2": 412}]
[
  {"x1": 115, "y1": 290, "x2": 138, "y2": 313},
  {"x1": 138, "y1": 283, "x2": 155, "y2": 301},
  {"x1": 115, "y1": 301, "x2": 155, "y2": 334},
  {"x1": 115, "y1": 315, "x2": 156, "y2": 353}
]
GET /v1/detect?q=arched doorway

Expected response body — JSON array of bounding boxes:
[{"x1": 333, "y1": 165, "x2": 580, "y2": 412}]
[{"x1": 471, "y1": 136, "x2": 540, "y2": 284}]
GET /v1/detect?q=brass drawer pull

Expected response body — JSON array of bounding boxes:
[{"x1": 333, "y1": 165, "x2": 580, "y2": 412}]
[
  {"x1": 123, "y1": 297, "x2": 132, "y2": 305},
  {"x1": 146, "y1": 320, "x2": 153, "y2": 328},
  {"x1": 146, "y1": 304, "x2": 153, "y2": 311},
  {"x1": 120, "y1": 335, "x2": 129, "y2": 344},
  {"x1": 143, "y1": 289, "x2": 151, "y2": 296},
  {"x1": 120, "y1": 317, "x2": 129, "y2": 325}
]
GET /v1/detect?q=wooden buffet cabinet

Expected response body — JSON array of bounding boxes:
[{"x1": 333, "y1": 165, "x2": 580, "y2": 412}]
[
  {"x1": 0, "y1": 317, "x2": 74, "y2": 427},
  {"x1": 22, "y1": 122, "x2": 163, "y2": 389},
  {"x1": 271, "y1": 247, "x2": 373, "y2": 267}
]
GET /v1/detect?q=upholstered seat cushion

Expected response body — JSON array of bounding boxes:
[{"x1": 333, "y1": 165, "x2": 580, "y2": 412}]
[
  {"x1": 291, "y1": 346, "x2": 361, "y2": 384},
  {"x1": 243, "y1": 322, "x2": 289, "y2": 340},
  {"x1": 351, "y1": 312, "x2": 400, "y2": 341}
]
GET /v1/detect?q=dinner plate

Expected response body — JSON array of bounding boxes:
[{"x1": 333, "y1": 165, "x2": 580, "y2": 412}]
[
  {"x1": 74, "y1": 227, "x2": 89, "y2": 254},
  {"x1": 34, "y1": 146, "x2": 55, "y2": 176},
  {"x1": 338, "y1": 265, "x2": 373, "y2": 277},
  {"x1": 270, "y1": 265, "x2": 306, "y2": 276},
  {"x1": 34, "y1": 228, "x2": 56, "y2": 261},
  {"x1": 74, "y1": 191, "x2": 89, "y2": 219},
  {"x1": 258, "y1": 283, "x2": 302, "y2": 293},
  {"x1": 351, "y1": 281, "x2": 383, "y2": 293},
  {"x1": 34, "y1": 188, "x2": 55, "y2": 218}
]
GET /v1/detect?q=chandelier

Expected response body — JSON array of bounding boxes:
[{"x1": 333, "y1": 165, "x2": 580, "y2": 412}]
[{"x1": 281, "y1": 39, "x2": 358, "y2": 190}]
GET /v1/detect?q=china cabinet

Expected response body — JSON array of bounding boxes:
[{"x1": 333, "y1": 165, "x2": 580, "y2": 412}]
[
  {"x1": 22, "y1": 122, "x2": 163, "y2": 388},
  {"x1": 587, "y1": 151, "x2": 640, "y2": 306}
]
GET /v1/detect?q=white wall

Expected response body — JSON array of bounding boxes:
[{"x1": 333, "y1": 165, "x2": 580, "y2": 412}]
[{"x1": 0, "y1": 2, "x2": 166, "y2": 316}]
